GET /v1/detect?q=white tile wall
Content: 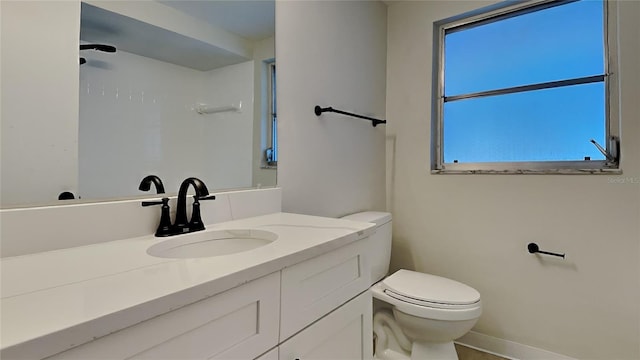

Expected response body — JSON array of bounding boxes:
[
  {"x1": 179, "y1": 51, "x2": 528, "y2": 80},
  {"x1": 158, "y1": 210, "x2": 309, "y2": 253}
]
[{"x1": 79, "y1": 48, "x2": 255, "y2": 201}]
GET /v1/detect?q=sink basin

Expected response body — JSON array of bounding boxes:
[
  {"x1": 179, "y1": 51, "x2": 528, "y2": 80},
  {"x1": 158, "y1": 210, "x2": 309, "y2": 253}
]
[{"x1": 147, "y1": 229, "x2": 278, "y2": 259}]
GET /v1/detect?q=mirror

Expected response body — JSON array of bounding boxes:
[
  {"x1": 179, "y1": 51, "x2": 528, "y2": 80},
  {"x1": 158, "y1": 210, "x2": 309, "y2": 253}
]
[{"x1": 1, "y1": 0, "x2": 276, "y2": 208}]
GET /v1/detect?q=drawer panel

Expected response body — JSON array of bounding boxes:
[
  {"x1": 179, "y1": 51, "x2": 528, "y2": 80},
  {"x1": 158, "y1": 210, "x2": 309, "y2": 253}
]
[
  {"x1": 135, "y1": 301, "x2": 258, "y2": 359},
  {"x1": 254, "y1": 347, "x2": 278, "y2": 360},
  {"x1": 279, "y1": 290, "x2": 373, "y2": 360},
  {"x1": 280, "y1": 238, "x2": 370, "y2": 341},
  {"x1": 47, "y1": 272, "x2": 280, "y2": 360}
]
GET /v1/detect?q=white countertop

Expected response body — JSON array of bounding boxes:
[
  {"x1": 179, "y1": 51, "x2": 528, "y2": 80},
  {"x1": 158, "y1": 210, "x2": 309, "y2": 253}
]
[{"x1": 0, "y1": 212, "x2": 375, "y2": 359}]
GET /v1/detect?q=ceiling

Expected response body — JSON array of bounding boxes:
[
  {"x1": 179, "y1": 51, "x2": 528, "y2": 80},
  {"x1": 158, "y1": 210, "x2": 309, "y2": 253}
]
[
  {"x1": 81, "y1": 1, "x2": 275, "y2": 71},
  {"x1": 158, "y1": 0, "x2": 275, "y2": 41}
]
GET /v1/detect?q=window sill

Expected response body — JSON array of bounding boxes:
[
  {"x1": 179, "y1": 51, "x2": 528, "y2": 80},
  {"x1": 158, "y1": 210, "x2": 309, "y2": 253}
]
[
  {"x1": 431, "y1": 168, "x2": 622, "y2": 175},
  {"x1": 432, "y1": 160, "x2": 622, "y2": 174}
]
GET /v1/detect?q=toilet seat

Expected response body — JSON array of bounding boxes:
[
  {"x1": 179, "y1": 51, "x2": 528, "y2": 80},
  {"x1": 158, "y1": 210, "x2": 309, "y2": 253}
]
[
  {"x1": 383, "y1": 270, "x2": 480, "y2": 306},
  {"x1": 384, "y1": 289, "x2": 479, "y2": 310},
  {"x1": 371, "y1": 270, "x2": 482, "y2": 321}
]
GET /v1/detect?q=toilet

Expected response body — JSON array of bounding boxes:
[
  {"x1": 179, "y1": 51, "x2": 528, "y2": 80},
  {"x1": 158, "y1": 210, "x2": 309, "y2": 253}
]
[{"x1": 341, "y1": 212, "x2": 481, "y2": 360}]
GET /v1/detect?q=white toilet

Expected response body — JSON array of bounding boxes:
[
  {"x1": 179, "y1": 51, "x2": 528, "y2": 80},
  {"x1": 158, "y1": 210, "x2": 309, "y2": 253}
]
[{"x1": 341, "y1": 212, "x2": 481, "y2": 360}]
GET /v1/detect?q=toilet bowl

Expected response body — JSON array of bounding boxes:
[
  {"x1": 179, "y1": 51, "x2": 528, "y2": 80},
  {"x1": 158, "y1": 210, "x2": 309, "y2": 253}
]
[
  {"x1": 341, "y1": 212, "x2": 482, "y2": 360},
  {"x1": 371, "y1": 270, "x2": 481, "y2": 359}
]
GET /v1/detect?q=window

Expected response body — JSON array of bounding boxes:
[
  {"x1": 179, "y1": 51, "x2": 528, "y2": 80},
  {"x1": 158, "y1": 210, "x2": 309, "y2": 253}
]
[
  {"x1": 432, "y1": 0, "x2": 620, "y2": 174},
  {"x1": 264, "y1": 61, "x2": 277, "y2": 167}
]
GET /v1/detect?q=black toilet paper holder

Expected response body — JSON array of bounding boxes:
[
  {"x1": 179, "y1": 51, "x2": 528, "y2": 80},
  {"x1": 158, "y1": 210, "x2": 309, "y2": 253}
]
[{"x1": 527, "y1": 243, "x2": 565, "y2": 259}]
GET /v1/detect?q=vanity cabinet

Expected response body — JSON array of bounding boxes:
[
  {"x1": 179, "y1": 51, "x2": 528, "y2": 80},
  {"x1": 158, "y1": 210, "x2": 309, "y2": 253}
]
[
  {"x1": 46, "y1": 272, "x2": 281, "y2": 360},
  {"x1": 43, "y1": 238, "x2": 373, "y2": 360},
  {"x1": 279, "y1": 290, "x2": 373, "y2": 360}
]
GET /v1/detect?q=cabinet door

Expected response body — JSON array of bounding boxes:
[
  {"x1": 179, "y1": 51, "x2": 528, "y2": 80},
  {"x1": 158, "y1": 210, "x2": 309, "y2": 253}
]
[
  {"x1": 279, "y1": 291, "x2": 373, "y2": 360},
  {"x1": 47, "y1": 272, "x2": 280, "y2": 360}
]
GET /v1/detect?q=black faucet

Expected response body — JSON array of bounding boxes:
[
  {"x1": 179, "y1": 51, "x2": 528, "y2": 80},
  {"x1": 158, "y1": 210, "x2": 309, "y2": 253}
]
[
  {"x1": 138, "y1": 175, "x2": 165, "y2": 194},
  {"x1": 173, "y1": 177, "x2": 209, "y2": 233},
  {"x1": 142, "y1": 177, "x2": 215, "y2": 237}
]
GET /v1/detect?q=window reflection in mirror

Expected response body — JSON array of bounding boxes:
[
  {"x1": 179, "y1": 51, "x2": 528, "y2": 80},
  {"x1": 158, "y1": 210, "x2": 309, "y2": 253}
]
[{"x1": 264, "y1": 62, "x2": 278, "y2": 168}]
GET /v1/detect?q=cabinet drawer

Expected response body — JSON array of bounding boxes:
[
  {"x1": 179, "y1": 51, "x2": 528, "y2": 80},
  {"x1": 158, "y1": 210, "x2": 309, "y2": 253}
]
[
  {"x1": 47, "y1": 272, "x2": 280, "y2": 360},
  {"x1": 279, "y1": 290, "x2": 373, "y2": 360},
  {"x1": 255, "y1": 347, "x2": 278, "y2": 360},
  {"x1": 280, "y1": 238, "x2": 370, "y2": 341}
]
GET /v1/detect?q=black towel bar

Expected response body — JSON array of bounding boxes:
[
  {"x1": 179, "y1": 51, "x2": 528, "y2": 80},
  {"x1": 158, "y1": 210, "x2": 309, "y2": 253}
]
[{"x1": 314, "y1": 105, "x2": 386, "y2": 127}]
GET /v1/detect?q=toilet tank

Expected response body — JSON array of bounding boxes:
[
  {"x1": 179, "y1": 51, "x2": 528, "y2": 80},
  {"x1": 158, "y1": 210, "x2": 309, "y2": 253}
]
[{"x1": 341, "y1": 211, "x2": 392, "y2": 284}]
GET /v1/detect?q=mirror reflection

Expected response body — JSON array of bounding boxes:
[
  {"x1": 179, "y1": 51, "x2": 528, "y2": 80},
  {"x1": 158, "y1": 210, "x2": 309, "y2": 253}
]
[{"x1": 2, "y1": 0, "x2": 276, "y2": 208}]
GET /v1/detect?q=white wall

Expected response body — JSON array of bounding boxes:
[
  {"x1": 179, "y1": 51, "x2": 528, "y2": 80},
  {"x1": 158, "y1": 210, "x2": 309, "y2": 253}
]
[
  {"x1": 1, "y1": 1, "x2": 80, "y2": 207},
  {"x1": 277, "y1": 0, "x2": 387, "y2": 218},
  {"x1": 386, "y1": 1, "x2": 640, "y2": 359}
]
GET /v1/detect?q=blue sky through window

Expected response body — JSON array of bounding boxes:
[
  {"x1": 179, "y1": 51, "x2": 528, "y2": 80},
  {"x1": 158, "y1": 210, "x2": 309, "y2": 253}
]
[{"x1": 442, "y1": 0, "x2": 606, "y2": 163}]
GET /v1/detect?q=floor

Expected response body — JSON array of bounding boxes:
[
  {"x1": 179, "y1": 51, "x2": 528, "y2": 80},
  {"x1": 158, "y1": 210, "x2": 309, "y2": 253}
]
[{"x1": 455, "y1": 344, "x2": 509, "y2": 360}]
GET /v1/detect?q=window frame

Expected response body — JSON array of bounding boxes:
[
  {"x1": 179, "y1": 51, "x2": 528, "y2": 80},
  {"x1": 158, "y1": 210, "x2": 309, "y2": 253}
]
[
  {"x1": 262, "y1": 61, "x2": 277, "y2": 168},
  {"x1": 431, "y1": 0, "x2": 621, "y2": 174},
  {"x1": 268, "y1": 62, "x2": 277, "y2": 165}
]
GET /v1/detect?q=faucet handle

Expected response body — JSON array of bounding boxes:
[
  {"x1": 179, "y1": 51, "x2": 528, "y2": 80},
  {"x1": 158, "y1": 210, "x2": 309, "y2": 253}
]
[
  {"x1": 188, "y1": 195, "x2": 206, "y2": 232},
  {"x1": 188, "y1": 194, "x2": 214, "y2": 231},
  {"x1": 142, "y1": 198, "x2": 174, "y2": 237},
  {"x1": 141, "y1": 200, "x2": 164, "y2": 206}
]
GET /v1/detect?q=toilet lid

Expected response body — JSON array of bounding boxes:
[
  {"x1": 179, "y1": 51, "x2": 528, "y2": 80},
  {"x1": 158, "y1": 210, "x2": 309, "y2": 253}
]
[{"x1": 382, "y1": 270, "x2": 480, "y2": 306}]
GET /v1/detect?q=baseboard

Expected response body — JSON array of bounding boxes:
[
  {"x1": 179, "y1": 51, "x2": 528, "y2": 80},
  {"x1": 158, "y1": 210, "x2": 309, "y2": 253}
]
[{"x1": 455, "y1": 331, "x2": 577, "y2": 360}]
